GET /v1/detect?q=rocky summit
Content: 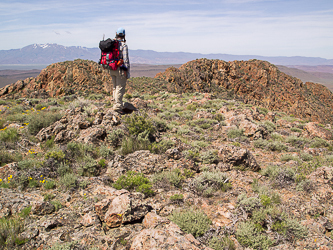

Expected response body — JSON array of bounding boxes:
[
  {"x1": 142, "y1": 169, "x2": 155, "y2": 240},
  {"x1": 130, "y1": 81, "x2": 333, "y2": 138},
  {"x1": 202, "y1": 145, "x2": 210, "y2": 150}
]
[
  {"x1": 0, "y1": 59, "x2": 332, "y2": 250},
  {"x1": 155, "y1": 59, "x2": 333, "y2": 124}
]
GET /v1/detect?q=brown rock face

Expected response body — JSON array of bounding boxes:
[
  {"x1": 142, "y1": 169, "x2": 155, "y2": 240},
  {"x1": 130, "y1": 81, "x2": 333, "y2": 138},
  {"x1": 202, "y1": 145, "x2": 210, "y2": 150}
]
[
  {"x1": 0, "y1": 59, "x2": 111, "y2": 98},
  {"x1": 155, "y1": 59, "x2": 333, "y2": 124},
  {"x1": 303, "y1": 122, "x2": 333, "y2": 140}
]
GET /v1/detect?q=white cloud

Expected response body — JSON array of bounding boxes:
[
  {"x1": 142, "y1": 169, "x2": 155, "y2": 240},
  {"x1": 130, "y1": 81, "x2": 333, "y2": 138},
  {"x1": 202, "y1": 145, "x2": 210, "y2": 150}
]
[{"x1": 0, "y1": 1, "x2": 332, "y2": 58}]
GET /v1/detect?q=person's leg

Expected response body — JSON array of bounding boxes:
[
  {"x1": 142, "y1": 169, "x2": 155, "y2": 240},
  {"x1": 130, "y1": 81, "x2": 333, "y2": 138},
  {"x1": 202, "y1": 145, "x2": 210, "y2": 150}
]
[
  {"x1": 111, "y1": 75, "x2": 116, "y2": 102},
  {"x1": 113, "y1": 70, "x2": 127, "y2": 111}
]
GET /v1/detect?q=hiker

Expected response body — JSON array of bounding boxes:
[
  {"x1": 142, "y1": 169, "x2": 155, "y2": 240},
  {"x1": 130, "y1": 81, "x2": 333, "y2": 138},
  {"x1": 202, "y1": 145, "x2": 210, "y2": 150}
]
[{"x1": 108, "y1": 27, "x2": 130, "y2": 114}]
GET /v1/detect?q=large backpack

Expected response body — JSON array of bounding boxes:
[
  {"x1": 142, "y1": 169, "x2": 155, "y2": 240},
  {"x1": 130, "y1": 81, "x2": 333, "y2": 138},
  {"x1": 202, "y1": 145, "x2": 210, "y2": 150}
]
[{"x1": 98, "y1": 38, "x2": 120, "y2": 70}]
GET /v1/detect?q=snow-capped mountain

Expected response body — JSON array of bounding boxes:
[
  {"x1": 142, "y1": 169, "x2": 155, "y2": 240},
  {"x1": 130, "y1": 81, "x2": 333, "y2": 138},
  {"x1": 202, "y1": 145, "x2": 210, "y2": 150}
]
[
  {"x1": 1, "y1": 43, "x2": 333, "y2": 66},
  {"x1": 0, "y1": 44, "x2": 99, "y2": 64}
]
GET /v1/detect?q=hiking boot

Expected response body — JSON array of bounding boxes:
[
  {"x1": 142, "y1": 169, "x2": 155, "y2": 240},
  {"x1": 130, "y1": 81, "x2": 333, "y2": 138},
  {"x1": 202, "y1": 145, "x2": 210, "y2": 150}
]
[{"x1": 114, "y1": 109, "x2": 126, "y2": 115}]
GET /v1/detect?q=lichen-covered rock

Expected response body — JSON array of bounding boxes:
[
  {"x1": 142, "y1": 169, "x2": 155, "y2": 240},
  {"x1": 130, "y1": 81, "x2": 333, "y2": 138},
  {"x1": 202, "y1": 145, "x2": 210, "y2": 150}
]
[
  {"x1": 303, "y1": 122, "x2": 333, "y2": 140},
  {"x1": 94, "y1": 189, "x2": 151, "y2": 229},
  {"x1": 107, "y1": 150, "x2": 166, "y2": 181},
  {"x1": 32, "y1": 201, "x2": 55, "y2": 215},
  {"x1": 130, "y1": 212, "x2": 213, "y2": 250},
  {"x1": 218, "y1": 144, "x2": 260, "y2": 171}
]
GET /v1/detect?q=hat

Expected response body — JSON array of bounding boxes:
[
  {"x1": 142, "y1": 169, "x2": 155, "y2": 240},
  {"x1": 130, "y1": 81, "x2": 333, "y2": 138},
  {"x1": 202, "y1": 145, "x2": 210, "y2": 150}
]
[{"x1": 116, "y1": 27, "x2": 125, "y2": 37}]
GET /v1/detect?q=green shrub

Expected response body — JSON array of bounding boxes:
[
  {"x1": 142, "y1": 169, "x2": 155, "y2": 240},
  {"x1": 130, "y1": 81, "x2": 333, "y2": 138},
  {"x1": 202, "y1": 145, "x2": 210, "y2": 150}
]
[
  {"x1": 58, "y1": 173, "x2": 77, "y2": 190},
  {"x1": 152, "y1": 117, "x2": 167, "y2": 132},
  {"x1": 124, "y1": 112, "x2": 156, "y2": 137},
  {"x1": 98, "y1": 144, "x2": 113, "y2": 159},
  {"x1": 294, "y1": 160, "x2": 322, "y2": 183},
  {"x1": 236, "y1": 221, "x2": 273, "y2": 250},
  {"x1": 296, "y1": 179, "x2": 314, "y2": 192},
  {"x1": 78, "y1": 155, "x2": 99, "y2": 177},
  {"x1": 17, "y1": 158, "x2": 43, "y2": 170},
  {"x1": 66, "y1": 141, "x2": 81, "y2": 155},
  {"x1": 286, "y1": 135, "x2": 309, "y2": 148},
  {"x1": 170, "y1": 194, "x2": 184, "y2": 203},
  {"x1": 227, "y1": 128, "x2": 244, "y2": 139},
  {"x1": 190, "y1": 140, "x2": 209, "y2": 149},
  {"x1": 27, "y1": 111, "x2": 62, "y2": 135},
  {"x1": 237, "y1": 193, "x2": 262, "y2": 213},
  {"x1": 186, "y1": 103, "x2": 199, "y2": 111},
  {"x1": 251, "y1": 180, "x2": 281, "y2": 204},
  {"x1": 45, "y1": 149, "x2": 65, "y2": 161},
  {"x1": 310, "y1": 138, "x2": 329, "y2": 148},
  {"x1": 178, "y1": 110, "x2": 194, "y2": 120},
  {"x1": 213, "y1": 113, "x2": 225, "y2": 122},
  {"x1": 183, "y1": 168, "x2": 195, "y2": 178},
  {"x1": 208, "y1": 236, "x2": 236, "y2": 250},
  {"x1": 43, "y1": 193, "x2": 55, "y2": 201},
  {"x1": 192, "y1": 171, "x2": 231, "y2": 197},
  {"x1": 51, "y1": 200, "x2": 62, "y2": 211},
  {"x1": 98, "y1": 158, "x2": 106, "y2": 168},
  {"x1": 44, "y1": 179, "x2": 56, "y2": 190},
  {"x1": 107, "y1": 129, "x2": 124, "y2": 148},
  {"x1": 261, "y1": 165, "x2": 295, "y2": 188},
  {"x1": 0, "y1": 149, "x2": 22, "y2": 166},
  {"x1": 267, "y1": 141, "x2": 287, "y2": 152},
  {"x1": 120, "y1": 133, "x2": 151, "y2": 155},
  {"x1": 28, "y1": 178, "x2": 40, "y2": 188},
  {"x1": 152, "y1": 169, "x2": 184, "y2": 188},
  {"x1": 177, "y1": 125, "x2": 191, "y2": 135},
  {"x1": 326, "y1": 155, "x2": 333, "y2": 163},
  {"x1": 270, "y1": 132, "x2": 284, "y2": 141},
  {"x1": 169, "y1": 209, "x2": 212, "y2": 238},
  {"x1": 113, "y1": 171, "x2": 153, "y2": 196},
  {"x1": 259, "y1": 194, "x2": 272, "y2": 207},
  {"x1": 291, "y1": 127, "x2": 303, "y2": 133},
  {"x1": 263, "y1": 121, "x2": 276, "y2": 133},
  {"x1": 281, "y1": 218, "x2": 308, "y2": 240},
  {"x1": 200, "y1": 150, "x2": 218, "y2": 164},
  {"x1": 19, "y1": 206, "x2": 32, "y2": 218},
  {"x1": 299, "y1": 152, "x2": 313, "y2": 162},
  {"x1": 183, "y1": 149, "x2": 200, "y2": 161},
  {"x1": 259, "y1": 107, "x2": 269, "y2": 115},
  {"x1": 189, "y1": 118, "x2": 218, "y2": 129},
  {"x1": 79, "y1": 179, "x2": 90, "y2": 189},
  {"x1": 0, "y1": 216, "x2": 26, "y2": 247},
  {"x1": 66, "y1": 142, "x2": 98, "y2": 159},
  {"x1": 0, "y1": 127, "x2": 20, "y2": 143},
  {"x1": 253, "y1": 139, "x2": 268, "y2": 149},
  {"x1": 57, "y1": 163, "x2": 71, "y2": 177},
  {"x1": 280, "y1": 154, "x2": 300, "y2": 162},
  {"x1": 44, "y1": 136, "x2": 55, "y2": 149},
  {"x1": 150, "y1": 139, "x2": 175, "y2": 154}
]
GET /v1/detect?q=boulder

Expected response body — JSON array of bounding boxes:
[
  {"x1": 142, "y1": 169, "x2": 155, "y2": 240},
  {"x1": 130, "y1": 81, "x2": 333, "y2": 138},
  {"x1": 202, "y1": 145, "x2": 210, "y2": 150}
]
[
  {"x1": 130, "y1": 212, "x2": 213, "y2": 250},
  {"x1": 32, "y1": 201, "x2": 55, "y2": 215},
  {"x1": 218, "y1": 144, "x2": 260, "y2": 171},
  {"x1": 94, "y1": 191, "x2": 151, "y2": 229},
  {"x1": 107, "y1": 150, "x2": 166, "y2": 181},
  {"x1": 238, "y1": 119, "x2": 258, "y2": 136},
  {"x1": 303, "y1": 122, "x2": 333, "y2": 140}
]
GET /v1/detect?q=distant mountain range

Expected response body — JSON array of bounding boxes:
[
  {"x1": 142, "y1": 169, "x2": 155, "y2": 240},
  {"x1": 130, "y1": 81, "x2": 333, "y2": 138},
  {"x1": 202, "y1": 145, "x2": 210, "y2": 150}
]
[{"x1": 1, "y1": 43, "x2": 333, "y2": 66}]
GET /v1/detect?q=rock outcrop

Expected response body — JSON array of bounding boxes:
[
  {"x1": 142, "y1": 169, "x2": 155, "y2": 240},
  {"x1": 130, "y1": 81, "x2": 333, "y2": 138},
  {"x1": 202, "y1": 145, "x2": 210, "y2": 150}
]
[{"x1": 156, "y1": 59, "x2": 333, "y2": 124}]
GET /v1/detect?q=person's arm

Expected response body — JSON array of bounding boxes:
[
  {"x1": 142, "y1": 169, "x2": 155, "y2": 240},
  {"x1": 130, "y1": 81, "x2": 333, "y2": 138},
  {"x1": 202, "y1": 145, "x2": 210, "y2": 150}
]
[{"x1": 121, "y1": 43, "x2": 130, "y2": 78}]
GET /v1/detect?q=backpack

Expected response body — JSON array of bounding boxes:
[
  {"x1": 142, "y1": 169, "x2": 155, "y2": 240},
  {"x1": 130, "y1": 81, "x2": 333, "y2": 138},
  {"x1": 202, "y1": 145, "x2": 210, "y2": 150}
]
[{"x1": 98, "y1": 38, "x2": 120, "y2": 70}]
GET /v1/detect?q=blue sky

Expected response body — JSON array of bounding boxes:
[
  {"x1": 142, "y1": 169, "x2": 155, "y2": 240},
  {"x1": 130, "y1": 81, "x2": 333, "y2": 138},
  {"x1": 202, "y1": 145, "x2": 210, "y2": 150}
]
[{"x1": 1, "y1": 0, "x2": 333, "y2": 58}]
